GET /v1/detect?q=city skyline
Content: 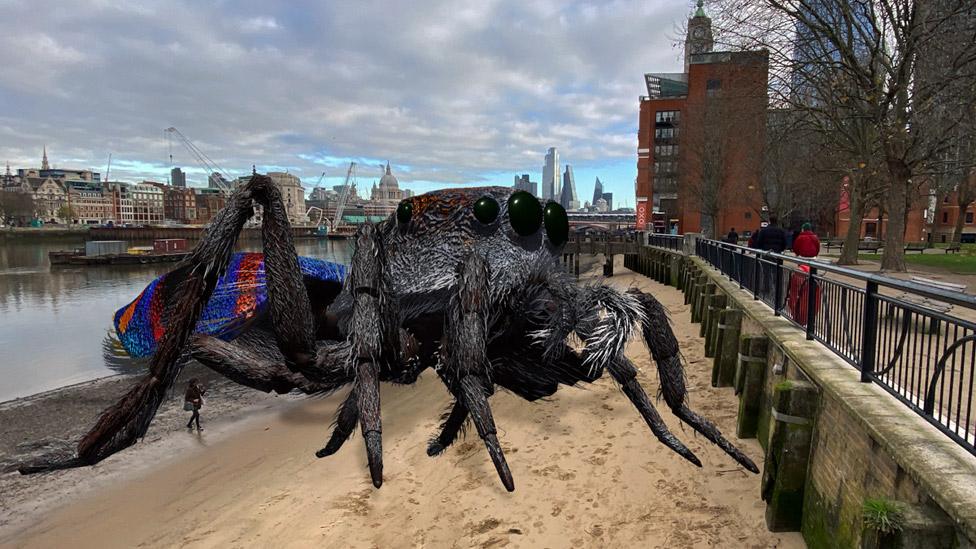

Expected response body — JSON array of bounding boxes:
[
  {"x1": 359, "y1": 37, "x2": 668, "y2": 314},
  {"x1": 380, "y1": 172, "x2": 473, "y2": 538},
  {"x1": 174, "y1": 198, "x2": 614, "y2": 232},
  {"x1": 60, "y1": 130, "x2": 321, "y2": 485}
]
[
  {"x1": 9, "y1": 146, "x2": 632, "y2": 211},
  {"x1": 0, "y1": 0, "x2": 694, "y2": 208}
]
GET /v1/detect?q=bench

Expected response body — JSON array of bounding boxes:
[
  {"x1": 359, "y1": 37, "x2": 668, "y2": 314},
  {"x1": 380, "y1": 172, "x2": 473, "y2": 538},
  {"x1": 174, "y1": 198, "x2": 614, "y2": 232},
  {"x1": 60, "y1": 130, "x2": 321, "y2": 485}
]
[
  {"x1": 897, "y1": 276, "x2": 968, "y2": 314},
  {"x1": 858, "y1": 240, "x2": 882, "y2": 252},
  {"x1": 904, "y1": 242, "x2": 928, "y2": 253},
  {"x1": 825, "y1": 239, "x2": 844, "y2": 252},
  {"x1": 946, "y1": 243, "x2": 962, "y2": 254}
]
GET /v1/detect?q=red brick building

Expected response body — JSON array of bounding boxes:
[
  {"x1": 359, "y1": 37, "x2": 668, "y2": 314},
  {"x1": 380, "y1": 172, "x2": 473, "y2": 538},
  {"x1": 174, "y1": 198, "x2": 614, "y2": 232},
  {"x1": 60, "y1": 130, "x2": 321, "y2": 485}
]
[
  {"x1": 637, "y1": 7, "x2": 768, "y2": 236},
  {"x1": 835, "y1": 170, "x2": 976, "y2": 244}
]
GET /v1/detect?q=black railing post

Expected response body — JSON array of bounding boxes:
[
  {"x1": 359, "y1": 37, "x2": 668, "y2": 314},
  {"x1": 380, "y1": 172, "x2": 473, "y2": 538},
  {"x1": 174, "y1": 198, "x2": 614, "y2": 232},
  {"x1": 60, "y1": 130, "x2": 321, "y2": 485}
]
[
  {"x1": 752, "y1": 254, "x2": 760, "y2": 300},
  {"x1": 736, "y1": 249, "x2": 743, "y2": 289},
  {"x1": 773, "y1": 256, "x2": 784, "y2": 316},
  {"x1": 860, "y1": 280, "x2": 879, "y2": 383},
  {"x1": 806, "y1": 266, "x2": 817, "y2": 340}
]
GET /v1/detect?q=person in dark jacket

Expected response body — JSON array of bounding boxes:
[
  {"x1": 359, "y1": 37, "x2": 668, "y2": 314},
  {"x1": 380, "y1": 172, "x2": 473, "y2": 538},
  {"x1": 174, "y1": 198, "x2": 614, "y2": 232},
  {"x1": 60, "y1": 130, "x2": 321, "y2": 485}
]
[
  {"x1": 184, "y1": 378, "x2": 207, "y2": 431},
  {"x1": 792, "y1": 222, "x2": 821, "y2": 258},
  {"x1": 747, "y1": 228, "x2": 760, "y2": 248},
  {"x1": 755, "y1": 216, "x2": 787, "y2": 253},
  {"x1": 725, "y1": 227, "x2": 739, "y2": 245}
]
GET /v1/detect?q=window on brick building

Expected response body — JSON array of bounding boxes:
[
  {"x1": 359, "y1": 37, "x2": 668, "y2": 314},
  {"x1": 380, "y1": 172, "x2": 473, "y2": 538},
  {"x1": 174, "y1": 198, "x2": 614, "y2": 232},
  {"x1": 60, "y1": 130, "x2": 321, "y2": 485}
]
[
  {"x1": 745, "y1": 212, "x2": 752, "y2": 219},
  {"x1": 655, "y1": 110, "x2": 680, "y2": 124},
  {"x1": 967, "y1": 211, "x2": 974, "y2": 224},
  {"x1": 706, "y1": 79, "x2": 722, "y2": 97},
  {"x1": 943, "y1": 212, "x2": 949, "y2": 223}
]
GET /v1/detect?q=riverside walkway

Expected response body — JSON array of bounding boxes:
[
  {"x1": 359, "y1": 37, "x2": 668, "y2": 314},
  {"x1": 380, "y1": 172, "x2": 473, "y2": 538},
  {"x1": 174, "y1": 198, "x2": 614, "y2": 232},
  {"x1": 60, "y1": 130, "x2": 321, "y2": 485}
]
[{"x1": 632, "y1": 235, "x2": 976, "y2": 548}]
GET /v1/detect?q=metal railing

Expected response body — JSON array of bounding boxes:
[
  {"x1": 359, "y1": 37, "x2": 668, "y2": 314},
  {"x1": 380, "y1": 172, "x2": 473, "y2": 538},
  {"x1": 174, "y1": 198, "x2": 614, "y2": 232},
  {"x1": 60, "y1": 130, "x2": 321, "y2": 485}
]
[
  {"x1": 647, "y1": 233, "x2": 682, "y2": 251},
  {"x1": 690, "y1": 237, "x2": 976, "y2": 456}
]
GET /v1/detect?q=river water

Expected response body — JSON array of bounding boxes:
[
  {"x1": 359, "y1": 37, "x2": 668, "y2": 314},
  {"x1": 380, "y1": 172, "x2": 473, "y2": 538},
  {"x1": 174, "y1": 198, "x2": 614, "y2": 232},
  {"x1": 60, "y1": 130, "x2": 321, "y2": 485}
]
[{"x1": 0, "y1": 236, "x2": 352, "y2": 402}]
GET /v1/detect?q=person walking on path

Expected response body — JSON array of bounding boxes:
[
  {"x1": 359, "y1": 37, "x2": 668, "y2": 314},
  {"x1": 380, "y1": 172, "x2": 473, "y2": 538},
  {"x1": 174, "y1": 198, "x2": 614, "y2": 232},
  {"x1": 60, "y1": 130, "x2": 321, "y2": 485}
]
[
  {"x1": 755, "y1": 216, "x2": 788, "y2": 253},
  {"x1": 725, "y1": 227, "x2": 739, "y2": 245},
  {"x1": 747, "y1": 228, "x2": 760, "y2": 248},
  {"x1": 184, "y1": 378, "x2": 206, "y2": 431},
  {"x1": 792, "y1": 223, "x2": 821, "y2": 258}
]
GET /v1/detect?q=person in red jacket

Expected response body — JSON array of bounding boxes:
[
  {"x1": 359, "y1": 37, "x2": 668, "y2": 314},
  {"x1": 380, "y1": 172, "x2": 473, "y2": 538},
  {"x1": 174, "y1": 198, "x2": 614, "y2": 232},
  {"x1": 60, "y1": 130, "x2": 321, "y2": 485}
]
[{"x1": 792, "y1": 223, "x2": 820, "y2": 258}]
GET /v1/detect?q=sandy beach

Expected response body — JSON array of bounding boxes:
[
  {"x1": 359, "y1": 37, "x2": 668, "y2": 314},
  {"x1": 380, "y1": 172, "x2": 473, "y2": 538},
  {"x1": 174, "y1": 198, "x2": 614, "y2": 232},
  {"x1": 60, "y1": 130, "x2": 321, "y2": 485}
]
[{"x1": 0, "y1": 259, "x2": 804, "y2": 548}]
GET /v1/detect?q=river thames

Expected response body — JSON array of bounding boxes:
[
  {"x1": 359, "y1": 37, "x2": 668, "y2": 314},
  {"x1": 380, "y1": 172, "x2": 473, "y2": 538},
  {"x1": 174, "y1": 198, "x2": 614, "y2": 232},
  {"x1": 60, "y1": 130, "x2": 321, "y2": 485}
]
[{"x1": 0, "y1": 236, "x2": 351, "y2": 402}]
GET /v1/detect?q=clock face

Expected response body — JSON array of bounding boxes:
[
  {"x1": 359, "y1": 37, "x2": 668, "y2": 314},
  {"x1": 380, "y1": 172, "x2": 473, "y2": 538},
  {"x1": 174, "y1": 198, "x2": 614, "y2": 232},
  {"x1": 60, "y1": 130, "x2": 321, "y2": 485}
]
[{"x1": 693, "y1": 27, "x2": 705, "y2": 39}]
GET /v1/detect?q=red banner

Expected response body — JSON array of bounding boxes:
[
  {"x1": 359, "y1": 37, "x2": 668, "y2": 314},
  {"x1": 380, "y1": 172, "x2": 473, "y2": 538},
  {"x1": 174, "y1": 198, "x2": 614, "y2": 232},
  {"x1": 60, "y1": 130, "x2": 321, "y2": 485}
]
[{"x1": 636, "y1": 200, "x2": 648, "y2": 230}]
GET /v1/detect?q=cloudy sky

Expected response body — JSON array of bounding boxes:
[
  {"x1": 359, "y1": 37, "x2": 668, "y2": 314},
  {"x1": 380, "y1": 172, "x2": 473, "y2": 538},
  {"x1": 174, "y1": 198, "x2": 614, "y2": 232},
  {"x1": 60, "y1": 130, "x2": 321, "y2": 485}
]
[{"x1": 0, "y1": 0, "x2": 692, "y2": 205}]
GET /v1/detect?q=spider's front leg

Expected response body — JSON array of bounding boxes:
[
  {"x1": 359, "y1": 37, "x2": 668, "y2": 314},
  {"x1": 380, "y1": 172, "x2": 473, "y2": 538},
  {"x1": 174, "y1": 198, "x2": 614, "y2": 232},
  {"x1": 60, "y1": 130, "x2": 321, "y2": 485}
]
[
  {"x1": 318, "y1": 223, "x2": 399, "y2": 487},
  {"x1": 254, "y1": 185, "x2": 397, "y2": 487},
  {"x1": 438, "y1": 252, "x2": 515, "y2": 492},
  {"x1": 19, "y1": 183, "x2": 258, "y2": 473},
  {"x1": 628, "y1": 288, "x2": 758, "y2": 473}
]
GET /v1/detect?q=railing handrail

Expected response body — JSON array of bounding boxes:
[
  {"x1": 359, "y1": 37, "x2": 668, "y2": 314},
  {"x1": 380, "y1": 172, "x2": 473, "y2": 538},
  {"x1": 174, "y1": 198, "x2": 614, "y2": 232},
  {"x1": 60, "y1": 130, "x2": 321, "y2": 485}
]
[{"x1": 694, "y1": 238, "x2": 976, "y2": 310}]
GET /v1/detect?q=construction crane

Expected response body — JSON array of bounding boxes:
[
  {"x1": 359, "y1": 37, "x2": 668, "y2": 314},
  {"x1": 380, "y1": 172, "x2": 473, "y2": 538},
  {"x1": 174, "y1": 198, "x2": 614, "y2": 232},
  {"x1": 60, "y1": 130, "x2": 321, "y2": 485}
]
[
  {"x1": 304, "y1": 171, "x2": 328, "y2": 230},
  {"x1": 332, "y1": 162, "x2": 356, "y2": 232},
  {"x1": 164, "y1": 127, "x2": 233, "y2": 192}
]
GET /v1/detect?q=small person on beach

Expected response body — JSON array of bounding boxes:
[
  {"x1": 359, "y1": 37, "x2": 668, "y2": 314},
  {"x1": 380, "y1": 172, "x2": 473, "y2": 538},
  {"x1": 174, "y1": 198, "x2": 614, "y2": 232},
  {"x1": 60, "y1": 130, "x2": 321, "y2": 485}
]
[{"x1": 183, "y1": 378, "x2": 206, "y2": 431}]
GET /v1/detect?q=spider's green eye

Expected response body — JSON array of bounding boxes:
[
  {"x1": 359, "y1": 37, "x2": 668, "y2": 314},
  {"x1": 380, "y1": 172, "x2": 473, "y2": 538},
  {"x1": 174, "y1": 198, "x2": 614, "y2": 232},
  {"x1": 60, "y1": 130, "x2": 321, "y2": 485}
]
[
  {"x1": 397, "y1": 200, "x2": 413, "y2": 224},
  {"x1": 544, "y1": 201, "x2": 568, "y2": 246},
  {"x1": 507, "y1": 191, "x2": 542, "y2": 236},
  {"x1": 473, "y1": 196, "x2": 499, "y2": 224}
]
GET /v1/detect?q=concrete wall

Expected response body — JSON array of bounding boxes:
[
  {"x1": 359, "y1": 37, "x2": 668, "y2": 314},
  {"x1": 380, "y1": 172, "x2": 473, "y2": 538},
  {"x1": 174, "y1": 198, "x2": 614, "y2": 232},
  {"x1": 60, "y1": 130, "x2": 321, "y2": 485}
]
[{"x1": 626, "y1": 241, "x2": 976, "y2": 548}]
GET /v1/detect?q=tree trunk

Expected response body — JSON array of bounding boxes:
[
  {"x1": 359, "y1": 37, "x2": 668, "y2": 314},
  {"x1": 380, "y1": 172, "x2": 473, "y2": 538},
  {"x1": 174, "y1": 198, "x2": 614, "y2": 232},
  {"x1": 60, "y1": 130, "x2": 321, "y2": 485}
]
[
  {"x1": 951, "y1": 201, "x2": 967, "y2": 245},
  {"x1": 838, "y1": 186, "x2": 865, "y2": 265},
  {"x1": 880, "y1": 161, "x2": 910, "y2": 272}
]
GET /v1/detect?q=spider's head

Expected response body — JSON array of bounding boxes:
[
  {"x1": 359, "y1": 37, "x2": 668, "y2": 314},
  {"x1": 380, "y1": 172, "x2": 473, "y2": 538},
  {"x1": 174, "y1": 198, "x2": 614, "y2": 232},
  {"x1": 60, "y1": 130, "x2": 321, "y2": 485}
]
[{"x1": 380, "y1": 186, "x2": 569, "y2": 295}]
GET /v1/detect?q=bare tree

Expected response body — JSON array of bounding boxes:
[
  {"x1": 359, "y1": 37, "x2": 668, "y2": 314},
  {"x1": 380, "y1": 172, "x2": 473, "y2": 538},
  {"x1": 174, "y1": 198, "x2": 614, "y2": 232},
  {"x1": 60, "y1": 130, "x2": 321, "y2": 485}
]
[
  {"x1": 710, "y1": 0, "x2": 976, "y2": 271},
  {"x1": 0, "y1": 191, "x2": 37, "y2": 226},
  {"x1": 680, "y1": 66, "x2": 766, "y2": 238},
  {"x1": 682, "y1": 98, "x2": 730, "y2": 237}
]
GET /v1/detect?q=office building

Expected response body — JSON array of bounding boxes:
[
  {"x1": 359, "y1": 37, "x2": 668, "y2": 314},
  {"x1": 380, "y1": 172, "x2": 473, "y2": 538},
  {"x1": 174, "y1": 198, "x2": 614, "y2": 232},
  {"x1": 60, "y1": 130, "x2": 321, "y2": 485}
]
[
  {"x1": 171, "y1": 167, "x2": 186, "y2": 188},
  {"x1": 560, "y1": 165, "x2": 580, "y2": 210},
  {"x1": 514, "y1": 174, "x2": 538, "y2": 197},
  {"x1": 542, "y1": 147, "x2": 559, "y2": 201}
]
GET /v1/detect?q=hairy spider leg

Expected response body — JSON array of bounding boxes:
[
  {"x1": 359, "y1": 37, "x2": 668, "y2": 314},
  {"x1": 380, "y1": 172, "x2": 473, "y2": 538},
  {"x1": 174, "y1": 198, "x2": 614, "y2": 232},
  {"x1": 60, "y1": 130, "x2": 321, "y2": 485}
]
[
  {"x1": 347, "y1": 223, "x2": 394, "y2": 488},
  {"x1": 560, "y1": 282, "x2": 702, "y2": 467},
  {"x1": 316, "y1": 388, "x2": 359, "y2": 458},
  {"x1": 628, "y1": 288, "x2": 759, "y2": 473},
  {"x1": 19, "y1": 182, "x2": 259, "y2": 474},
  {"x1": 440, "y1": 252, "x2": 515, "y2": 492},
  {"x1": 190, "y1": 329, "x2": 351, "y2": 395},
  {"x1": 426, "y1": 399, "x2": 468, "y2": 457}
]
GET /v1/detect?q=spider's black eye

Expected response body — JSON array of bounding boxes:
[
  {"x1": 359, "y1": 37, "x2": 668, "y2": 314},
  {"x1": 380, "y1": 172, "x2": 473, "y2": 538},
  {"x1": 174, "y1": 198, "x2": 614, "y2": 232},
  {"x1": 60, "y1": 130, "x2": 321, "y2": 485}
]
[
  {"x1": 507, "y1": 191, "x2": 542, "y2": 236},
  {"x1": 473, "y1": 196, "x2": 499, "y2": 224},
  {"x1": 544, "y1": 201, "x2": 569, "y2": 246},
  {"x1": 397, "y1": 200, "x2": 413, "y2": 224}
]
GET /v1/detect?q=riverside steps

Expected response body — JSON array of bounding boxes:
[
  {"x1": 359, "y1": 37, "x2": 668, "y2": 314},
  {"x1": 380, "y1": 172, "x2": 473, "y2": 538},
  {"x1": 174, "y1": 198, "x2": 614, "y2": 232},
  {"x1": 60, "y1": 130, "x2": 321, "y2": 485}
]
[{"x1": 620, "y1": 233, "x2": 976, "y2": 548}]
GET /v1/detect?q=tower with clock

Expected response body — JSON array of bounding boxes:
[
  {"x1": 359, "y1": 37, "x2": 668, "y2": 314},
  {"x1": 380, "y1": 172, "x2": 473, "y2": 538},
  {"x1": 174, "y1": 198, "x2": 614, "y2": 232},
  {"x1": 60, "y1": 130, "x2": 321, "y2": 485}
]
[{"x1": 684, "y1": 1, "x2": 714, "y2": 73}]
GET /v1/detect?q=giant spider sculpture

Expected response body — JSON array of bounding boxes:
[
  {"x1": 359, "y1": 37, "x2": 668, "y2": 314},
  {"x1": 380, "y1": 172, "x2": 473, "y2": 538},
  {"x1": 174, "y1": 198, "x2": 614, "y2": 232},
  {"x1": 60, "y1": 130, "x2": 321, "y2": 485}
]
[{"x1": 21, "y1": 174, "x2": 757, "y2": 490}]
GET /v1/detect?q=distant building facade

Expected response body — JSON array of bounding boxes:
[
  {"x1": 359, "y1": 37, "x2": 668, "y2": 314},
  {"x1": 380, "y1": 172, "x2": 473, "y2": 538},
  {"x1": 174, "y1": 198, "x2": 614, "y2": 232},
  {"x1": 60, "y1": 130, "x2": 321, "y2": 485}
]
[
  {"x1": 514, "y1": 174, "x2": 538, "y2": 197},
  {"x1": 637, "y1": 3, "x2": 767, "y2": 235},
  {"x1": 171, "y1": 167, "x2": 186, "y2": 188},
  {"x1": 592, "y1": 177, "x2": 604, "y2": 206},
  {"x1": 542, "y1": 147, "x2": 560, "y2": 201},
  {"x1": 367, "y1": 162, "x2": 407, "y2": 217},
  {"x1": 266, "y1": 172, "x2": 307, "y2": 224},
  {"x1": 560, "y1": 165, "x2": 580, "y2": 210},
  {"x1": 131, "y1": 183, "x2": 166, "y2": 224},
  {"x1": 194, "y1": 188, "x2": 227, "y2": 224}
]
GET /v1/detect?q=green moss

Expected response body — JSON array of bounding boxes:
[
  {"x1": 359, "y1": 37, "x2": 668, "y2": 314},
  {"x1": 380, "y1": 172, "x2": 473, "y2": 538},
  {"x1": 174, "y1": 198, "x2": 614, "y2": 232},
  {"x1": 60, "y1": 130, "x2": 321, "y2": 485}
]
[
  {"x1": 775, "y1": 380, "x2": 795, "y2": 392},
  {"x1": 863, "y1": 497, "x2": 905, "y2": 535},
  {"x1": 803, "y1": 486, "x2": 857, "y2": 549}
]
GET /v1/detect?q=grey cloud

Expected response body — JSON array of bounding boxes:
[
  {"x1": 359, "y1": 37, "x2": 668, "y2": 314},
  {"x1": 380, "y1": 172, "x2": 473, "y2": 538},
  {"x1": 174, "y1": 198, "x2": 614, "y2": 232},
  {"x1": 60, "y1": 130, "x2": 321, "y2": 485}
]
[{"x1": 0, "y1": 0, "x2": 688, "y2": 187}]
